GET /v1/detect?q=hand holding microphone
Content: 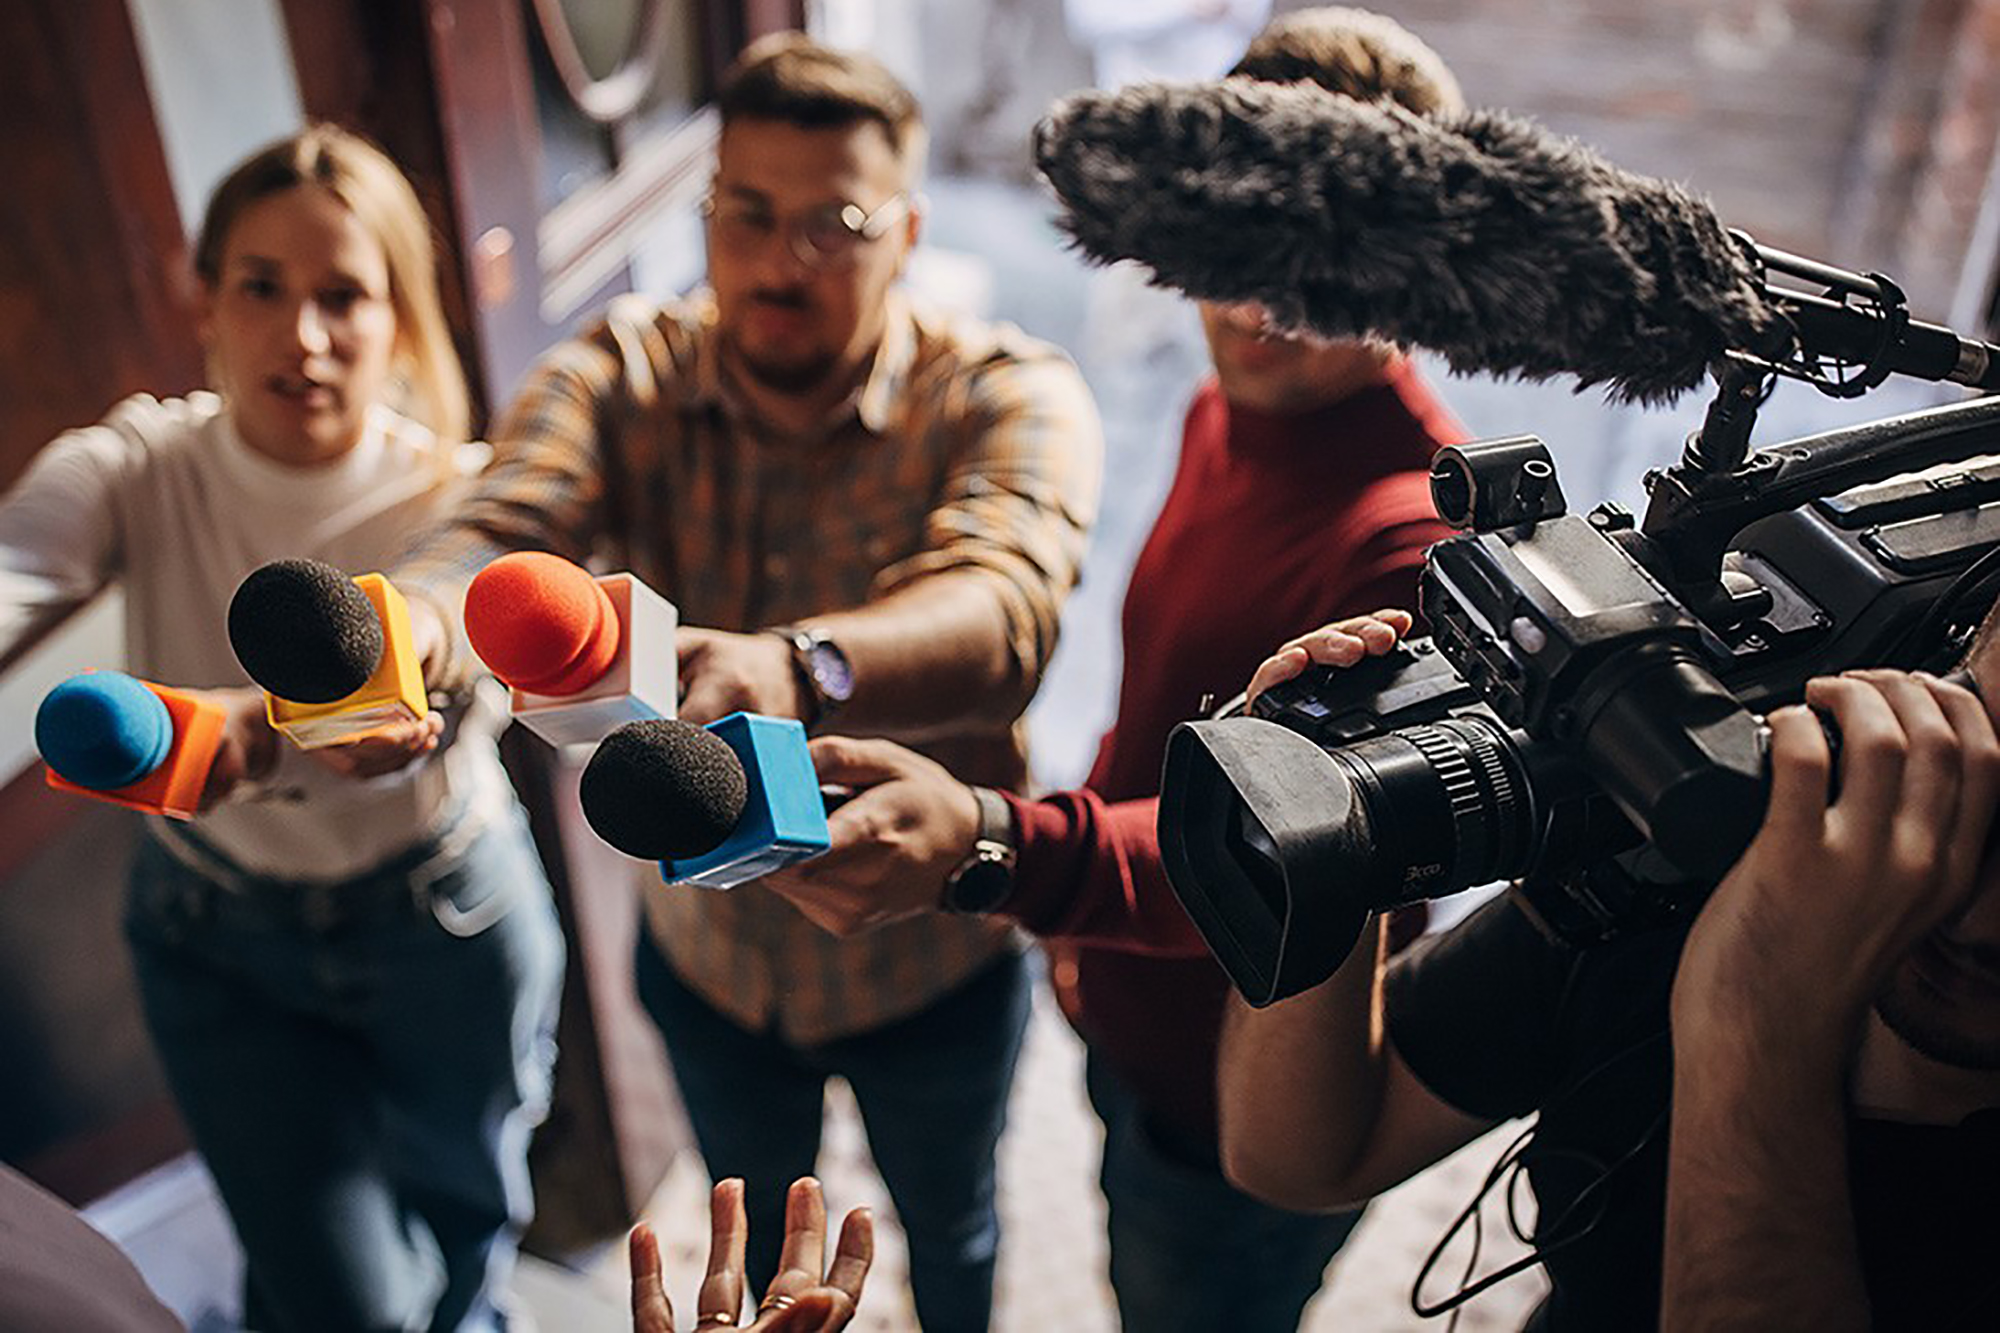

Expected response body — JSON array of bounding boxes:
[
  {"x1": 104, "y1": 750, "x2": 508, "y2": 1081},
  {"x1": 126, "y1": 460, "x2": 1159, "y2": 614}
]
[
  {"x1": 463, "y1": 551, "x2": 678, "y2": 749},
  {"x1": 758, "y1": 737, "x2": 989, "y2": 938},
  {"x1": 676, "y1": 627, "x2": 813, "y2": 726},
  {"x1": 578, "y1": 713, "x2": 830, "y2": 889}
]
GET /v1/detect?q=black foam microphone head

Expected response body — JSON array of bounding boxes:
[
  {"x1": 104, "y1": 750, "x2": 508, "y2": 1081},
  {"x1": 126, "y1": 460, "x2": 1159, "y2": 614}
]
[
  {"x1": 580, "y1": 719, "x2": 750, "y2": 862},
  {"x1": 228, "y1": 559, "x2": 384, "y2": 704},
  {"x1": 1034, "y1": 79, "x2": 1791, "y2": 403}
]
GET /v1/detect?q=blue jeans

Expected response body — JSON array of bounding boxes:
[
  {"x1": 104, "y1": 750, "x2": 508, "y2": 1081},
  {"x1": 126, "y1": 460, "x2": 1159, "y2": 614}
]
[
  {"x1": 1086, "y1": 1053, "x2": 1366, "y2": 1333},
  {"x1": 124, "y1": 811, "x2": 565, "y2": 1333},
  {"x1": 635, "y1": 933, "x2": 1030, "y2": 1333}
]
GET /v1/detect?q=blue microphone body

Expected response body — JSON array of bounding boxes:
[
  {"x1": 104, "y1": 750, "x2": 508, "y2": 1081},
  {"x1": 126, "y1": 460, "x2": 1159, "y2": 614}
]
[{"x1": 663, "y1": 713, "x2": 830, "y2": 888}]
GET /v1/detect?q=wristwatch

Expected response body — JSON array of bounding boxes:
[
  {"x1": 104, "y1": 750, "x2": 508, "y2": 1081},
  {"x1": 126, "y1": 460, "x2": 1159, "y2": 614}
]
[
  {"x1": 774, "y1": 626, "x2": 853, "y2": 728},
  {"x1": 941, "y1": 785, "x2": 1018, "y2": 915}
]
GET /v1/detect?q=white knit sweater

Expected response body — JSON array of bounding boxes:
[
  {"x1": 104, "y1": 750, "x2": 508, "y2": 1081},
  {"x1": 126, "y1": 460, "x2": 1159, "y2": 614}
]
[{"x1": 0, "y1": 392, "x2": 509, "y2": 880}]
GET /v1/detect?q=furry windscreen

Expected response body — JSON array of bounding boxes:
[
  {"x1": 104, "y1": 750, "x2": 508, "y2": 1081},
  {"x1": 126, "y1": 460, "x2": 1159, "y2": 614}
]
[{"x1": 1034, "y1": 79, "x2": 1791, "y2": 404}]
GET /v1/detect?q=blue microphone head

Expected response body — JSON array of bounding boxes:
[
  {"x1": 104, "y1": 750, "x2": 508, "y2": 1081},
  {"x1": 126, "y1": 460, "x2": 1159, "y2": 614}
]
[{"x1": 36, "y1": 672, "x2": 175, "y2": 791}]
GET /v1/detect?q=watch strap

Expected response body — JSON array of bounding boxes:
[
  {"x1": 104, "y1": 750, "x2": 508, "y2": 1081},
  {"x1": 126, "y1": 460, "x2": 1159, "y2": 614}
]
[{"x1": 941, "y1": 785, "x2": 1019, "y2": 914}]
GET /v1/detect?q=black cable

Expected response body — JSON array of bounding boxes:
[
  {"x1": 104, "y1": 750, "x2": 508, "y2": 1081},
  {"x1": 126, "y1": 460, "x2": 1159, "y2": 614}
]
[{"x1": 1411, "y1": 1030, "x2": 1671, "y2": 1319}]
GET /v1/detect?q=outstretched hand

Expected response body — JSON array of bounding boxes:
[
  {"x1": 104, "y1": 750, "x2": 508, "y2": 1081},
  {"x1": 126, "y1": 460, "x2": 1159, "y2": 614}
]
[
  {"x1": 304, "y1": 710, "x2": 445, "y2": 780},
  {"x1": 631, "y1": 1177, "x2": 873, "y2": 1333},
  {"x1": 677, "y1": 627, "x2": 804, "y2": 726},
  {"x1": 193, "y1": 686, "x2": 281, "y2": 810},
  {"x1": 760, "y1": 737, "x2": 982, "y2": 937}
]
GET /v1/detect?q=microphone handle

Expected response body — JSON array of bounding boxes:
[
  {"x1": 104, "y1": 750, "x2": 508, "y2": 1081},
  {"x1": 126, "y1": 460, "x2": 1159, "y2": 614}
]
[{"x1": 1779, "y1": 290, "x2": 2000, "y2": 392}]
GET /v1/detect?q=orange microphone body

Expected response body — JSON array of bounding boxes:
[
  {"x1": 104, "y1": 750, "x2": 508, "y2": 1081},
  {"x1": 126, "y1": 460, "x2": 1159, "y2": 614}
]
[
  {"x1": 464, "y1": 552, "x2": 678, "y2": 750},
  {"x1": 37, "y1": 672, "x2": 226, "y2": 820}
]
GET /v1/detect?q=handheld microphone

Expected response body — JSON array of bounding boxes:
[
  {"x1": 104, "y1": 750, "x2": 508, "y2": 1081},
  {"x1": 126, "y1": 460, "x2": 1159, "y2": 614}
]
[
  {"x1": 227, "y1": 558, "x2": 429, "y2": 749},
  {"x1": 1033, "y1": 80, "x2": 2000, "y2": 403},
  {"x1": 578, "y1": 713, "x2": 829, "y2": 889},
  {"x1": 37, "y1": 671, "x2": 226, "y2": 819},
  {"x1": 463, "y1": 551, "x2": 679, "y2": 750}
]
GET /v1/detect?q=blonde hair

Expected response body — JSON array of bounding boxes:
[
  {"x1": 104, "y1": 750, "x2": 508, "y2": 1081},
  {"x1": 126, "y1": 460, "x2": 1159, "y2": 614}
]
[
  {"x1": 194, "y1": 123, "x2": 470, "y2": 447},
  {"x1": 1230, "y1": 7, "x2": 1464, "y2": 117}
]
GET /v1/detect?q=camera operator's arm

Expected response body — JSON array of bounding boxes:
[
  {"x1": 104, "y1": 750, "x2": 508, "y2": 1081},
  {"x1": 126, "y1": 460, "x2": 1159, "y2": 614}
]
[
  {"x1": 1663, "y1": 671, "x2": 2000, "y2": 1333},
  {"x1": 1218, "y1": 923, "x2": 1494, "y2": 1210},
  {"x1": 1218, "y1": 610, "x2": 1494, "y2": 1210}
]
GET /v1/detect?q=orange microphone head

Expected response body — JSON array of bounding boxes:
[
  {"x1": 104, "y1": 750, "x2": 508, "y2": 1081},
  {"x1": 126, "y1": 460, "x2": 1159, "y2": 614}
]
[{"x1": 465, "y1": 552, "x2": 621, "y2": 696}]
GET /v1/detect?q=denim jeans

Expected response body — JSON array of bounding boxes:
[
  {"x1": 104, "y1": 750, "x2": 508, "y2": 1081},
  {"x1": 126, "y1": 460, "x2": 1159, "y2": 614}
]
[
  {"x1": 635, "y1": 932, "x2": 1030, "y2": 1333},
  {"x1": 124, "y1": 810, "x2": 565, "y2": 1333},
  {"x1": 1086, "y1": 1052, "x2": 1366, "y2": 1333}
]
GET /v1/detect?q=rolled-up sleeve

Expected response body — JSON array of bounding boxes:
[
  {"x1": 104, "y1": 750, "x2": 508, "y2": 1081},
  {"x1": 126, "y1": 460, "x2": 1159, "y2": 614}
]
[
  {"x1": 393, "y1": 331, "x2": 624, "y2": 690},
  {"x1": 872, "y1": 346, "x2": 1103, "y2": 693}
]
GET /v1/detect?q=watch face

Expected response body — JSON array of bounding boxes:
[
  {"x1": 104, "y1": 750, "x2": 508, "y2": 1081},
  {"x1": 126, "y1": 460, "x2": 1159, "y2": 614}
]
[
  {"x1": 807, "y1": 639, "x2": 854, "y2": 703},
  {"x1": 946, "y1": 852, "x2": 1014, "y2": 914}
]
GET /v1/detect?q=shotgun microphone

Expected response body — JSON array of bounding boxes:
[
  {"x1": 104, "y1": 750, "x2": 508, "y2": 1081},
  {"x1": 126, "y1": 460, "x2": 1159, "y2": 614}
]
[{"x1": 1033, "y1": 80, "x2": 2000, "y2": 403}]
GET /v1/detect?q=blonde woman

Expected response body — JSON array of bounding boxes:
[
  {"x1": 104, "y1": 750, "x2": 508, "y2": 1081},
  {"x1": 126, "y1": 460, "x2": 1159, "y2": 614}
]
[{"x1": 0, "y1": 126, "x2": 563, "y2": 1332}]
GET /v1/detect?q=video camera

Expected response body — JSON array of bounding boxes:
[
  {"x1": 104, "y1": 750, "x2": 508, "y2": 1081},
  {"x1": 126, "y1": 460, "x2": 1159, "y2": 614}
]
[{"x1": 1159, "y1": 239, "x2": 2000, "y2": 1006}]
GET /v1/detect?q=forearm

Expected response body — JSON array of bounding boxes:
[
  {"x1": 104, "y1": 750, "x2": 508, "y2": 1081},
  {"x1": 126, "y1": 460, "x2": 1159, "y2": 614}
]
[
  {"x1": 1000, "y1": 791, "x2": 1209, "y2": 954},
  {"x1": 396, "y1": 337, "x2": 621, "y2": 692},
  {"x1": 1217, "y1": 917, "x2": 1391, "y2": 1210},
  {"x1": 1662, "y1": 1032, "x2": 1866, "y2": 1332},
  {"x1": 813, "y1": 570, "x2": 1029, "y2": 737},
  {"x1": 837, "y1": 347, "x2": 1098, "y2": 738},
  {"x1": 0, "y1": 435, "x2": 124, "y2": 672}
]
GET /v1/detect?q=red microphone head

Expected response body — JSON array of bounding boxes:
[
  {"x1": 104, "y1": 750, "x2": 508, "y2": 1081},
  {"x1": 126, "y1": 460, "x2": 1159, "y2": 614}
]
[{"x1": 465, "y1": 552, "x2": 621, "y2": 696}]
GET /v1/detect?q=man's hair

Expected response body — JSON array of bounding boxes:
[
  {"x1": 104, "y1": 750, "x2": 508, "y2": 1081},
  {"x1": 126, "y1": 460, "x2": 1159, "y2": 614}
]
[
  {"x1": 716, "y1": 31, "x2": 926, "y2": 163},
  {"x1": 1229, "y1": 7, "x2": 1464, "y2": 117}
]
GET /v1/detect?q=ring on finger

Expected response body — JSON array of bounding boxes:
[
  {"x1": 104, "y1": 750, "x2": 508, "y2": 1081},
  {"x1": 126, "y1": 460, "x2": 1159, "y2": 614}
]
[
  {"x1": 757, "y1": 1293, "x2": 799, "y2": 1313},
  {"x1": 695, "y1": 1314, "x2": 738, "y2": 1328}
]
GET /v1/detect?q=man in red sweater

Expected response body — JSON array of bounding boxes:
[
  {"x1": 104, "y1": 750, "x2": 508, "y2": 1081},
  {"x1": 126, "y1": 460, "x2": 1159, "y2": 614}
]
[{"x1": 766, "y1": 10, "x2": 1466, "y2": 1328}]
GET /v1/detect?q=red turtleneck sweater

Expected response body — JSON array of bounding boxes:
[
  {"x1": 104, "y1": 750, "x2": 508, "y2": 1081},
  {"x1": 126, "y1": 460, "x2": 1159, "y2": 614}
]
[{"x1": 1002, "y1": 359, "x2": 1464, "y2": 1147}]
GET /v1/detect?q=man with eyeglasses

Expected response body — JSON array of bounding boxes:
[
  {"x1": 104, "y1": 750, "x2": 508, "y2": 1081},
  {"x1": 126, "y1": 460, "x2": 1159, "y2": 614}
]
[
  {"x1": 754, "y1": 11, "x2": 1471, "y2": 1329},
  {"x1": 394, "y1": 32, "x2": 1102, "y2": 1332}
]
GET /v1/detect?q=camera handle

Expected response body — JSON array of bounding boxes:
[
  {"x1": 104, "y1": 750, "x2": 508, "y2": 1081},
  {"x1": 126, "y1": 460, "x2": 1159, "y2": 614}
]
[
  {"x1": 1638, "y1": 392, "x2": 2000, "y2": 626},
  {"x1": 1634, "y1": 234, "x2": 2000, "y2": 623}
]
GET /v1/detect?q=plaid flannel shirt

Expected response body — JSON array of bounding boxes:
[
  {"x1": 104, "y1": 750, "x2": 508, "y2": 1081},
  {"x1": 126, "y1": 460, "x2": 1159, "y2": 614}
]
[{"x1": 397, "y1": 290, "x2": 1102, "y2": 1041}]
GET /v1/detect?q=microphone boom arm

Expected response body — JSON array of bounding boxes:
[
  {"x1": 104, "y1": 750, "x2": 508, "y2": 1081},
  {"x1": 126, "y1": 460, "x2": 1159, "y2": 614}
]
[{"x1": 1637, "y1": 235, "x2": 2000, "y2": 612}]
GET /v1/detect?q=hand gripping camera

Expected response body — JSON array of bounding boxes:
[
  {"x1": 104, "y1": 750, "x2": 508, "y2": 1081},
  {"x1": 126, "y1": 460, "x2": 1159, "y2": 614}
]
[{"x1": 1159, "y1": 243, "x2": 2000, "y2": 1006}]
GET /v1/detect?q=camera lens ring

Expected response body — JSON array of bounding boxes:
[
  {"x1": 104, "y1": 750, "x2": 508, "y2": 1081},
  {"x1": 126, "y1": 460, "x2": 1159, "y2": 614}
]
[{"x1": 1400, "y1": 718, "x2": 1528, "y2": 885}]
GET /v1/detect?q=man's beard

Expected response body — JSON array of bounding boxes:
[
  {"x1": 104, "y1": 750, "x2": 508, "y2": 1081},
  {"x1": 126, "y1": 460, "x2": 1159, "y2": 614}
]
[
  {"x1": 735, "y1": 343, "x2": 841, "y2": 395},
  {"x1": 723, "y1": 292, "x2": 841, "y2": 395},
  {"x1": 1875, "y1": 966, "x2": 2000, "y2": 1072}
]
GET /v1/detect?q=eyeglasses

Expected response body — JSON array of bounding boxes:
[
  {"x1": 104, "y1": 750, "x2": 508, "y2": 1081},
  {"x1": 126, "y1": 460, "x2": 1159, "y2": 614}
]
[{"x1": 702, "y1": 192, "x2": 912, "y2": 271}]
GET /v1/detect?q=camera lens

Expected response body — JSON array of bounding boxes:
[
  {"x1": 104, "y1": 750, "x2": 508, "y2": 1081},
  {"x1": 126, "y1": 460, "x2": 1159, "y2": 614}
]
[
  {"x1": 1158, "y1": 711, "x2": 1543, "y2": 1006},
  {"x1": 1324, "y1": 715, "x2": 1536, "y2": 906}
]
